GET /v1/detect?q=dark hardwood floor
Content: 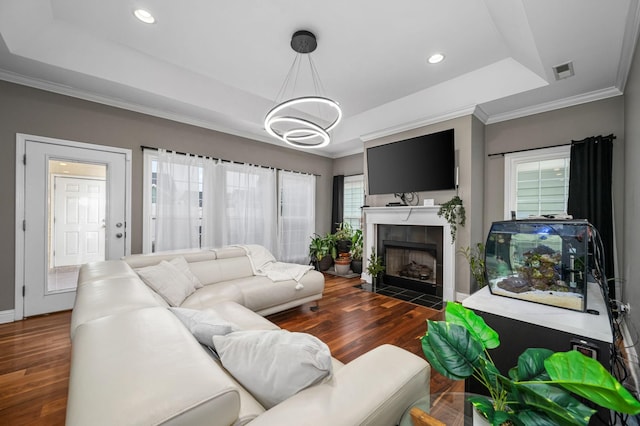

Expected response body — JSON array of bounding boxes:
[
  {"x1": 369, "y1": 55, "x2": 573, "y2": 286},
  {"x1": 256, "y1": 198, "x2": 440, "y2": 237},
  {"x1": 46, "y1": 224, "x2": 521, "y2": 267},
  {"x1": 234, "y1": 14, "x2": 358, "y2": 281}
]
[{"x1": 0, "y1": 274, "x2": 461, "y2": 425}]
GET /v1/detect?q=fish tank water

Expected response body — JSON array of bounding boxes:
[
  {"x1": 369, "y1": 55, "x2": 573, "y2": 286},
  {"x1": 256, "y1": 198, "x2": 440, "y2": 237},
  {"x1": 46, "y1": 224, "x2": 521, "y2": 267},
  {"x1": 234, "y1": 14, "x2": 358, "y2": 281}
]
[{"x1": 484, "y1": 219, "x2": 590, "y2": 312}]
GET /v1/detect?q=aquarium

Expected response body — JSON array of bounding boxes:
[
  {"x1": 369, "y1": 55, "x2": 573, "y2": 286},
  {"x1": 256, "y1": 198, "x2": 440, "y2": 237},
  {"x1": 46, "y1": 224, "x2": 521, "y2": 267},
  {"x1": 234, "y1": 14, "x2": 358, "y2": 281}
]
[{"x1": 484, "y1": 219, "x2": 590, "y2": 312}]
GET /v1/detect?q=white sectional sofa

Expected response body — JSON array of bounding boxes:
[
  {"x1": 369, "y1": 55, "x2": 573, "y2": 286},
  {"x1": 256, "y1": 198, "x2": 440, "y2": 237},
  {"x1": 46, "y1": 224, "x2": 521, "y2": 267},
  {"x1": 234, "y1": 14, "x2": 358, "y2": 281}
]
[{"x1": 66, "y1": 245, "x2": 431, "y2": 426}]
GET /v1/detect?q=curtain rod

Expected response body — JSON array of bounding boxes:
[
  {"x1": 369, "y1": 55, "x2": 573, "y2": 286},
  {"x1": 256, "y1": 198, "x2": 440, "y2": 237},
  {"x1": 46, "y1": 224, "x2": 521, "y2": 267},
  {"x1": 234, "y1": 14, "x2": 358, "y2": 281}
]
[
  {"x1": 487, "y1": 134, "x2": 616, "y2": 158},
  {"x1": 140, "y1": 145, "x2": 320, "y2": 177}
]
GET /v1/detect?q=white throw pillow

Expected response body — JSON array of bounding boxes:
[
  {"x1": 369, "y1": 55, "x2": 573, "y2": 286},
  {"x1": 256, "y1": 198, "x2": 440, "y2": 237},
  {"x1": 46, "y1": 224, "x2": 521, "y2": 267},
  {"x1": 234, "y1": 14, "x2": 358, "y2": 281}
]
[
  {"x1": 170, "y1": 307, "x2": 238, "y2": 345},
  {"x1": 136, "y1": 260, "x2": 196, "y2": 306},
  {"x1": 212, "y1": 330, "x2": 332, "y2": 408},
  {"x1": 169, "y1": 256, "x2": 203, "y2": 289}
]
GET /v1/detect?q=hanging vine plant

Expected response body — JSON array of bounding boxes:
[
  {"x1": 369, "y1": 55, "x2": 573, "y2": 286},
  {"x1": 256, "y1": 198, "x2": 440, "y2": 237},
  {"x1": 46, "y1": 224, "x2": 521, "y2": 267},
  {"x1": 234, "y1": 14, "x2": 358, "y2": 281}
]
[{"x1": 437, "y1": 195, "x2": 466, "y2": 243}]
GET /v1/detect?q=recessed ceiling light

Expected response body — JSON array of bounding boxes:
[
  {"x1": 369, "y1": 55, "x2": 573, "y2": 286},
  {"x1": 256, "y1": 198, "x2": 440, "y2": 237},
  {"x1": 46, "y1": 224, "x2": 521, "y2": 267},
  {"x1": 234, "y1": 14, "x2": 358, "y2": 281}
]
[
  {"x1": 428, "y1": 53, "x2": 445, "y2": 64},
  {"x1": 134, "y1": 9, "x2": 155, "y2": 24}
]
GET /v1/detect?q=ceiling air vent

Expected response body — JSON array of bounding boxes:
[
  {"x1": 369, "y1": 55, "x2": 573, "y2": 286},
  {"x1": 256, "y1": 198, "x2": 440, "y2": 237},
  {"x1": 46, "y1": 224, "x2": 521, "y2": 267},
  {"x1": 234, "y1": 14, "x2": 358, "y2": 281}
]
[{"x1": 553, "y1": 61, "x2": 575, "y2": 80}]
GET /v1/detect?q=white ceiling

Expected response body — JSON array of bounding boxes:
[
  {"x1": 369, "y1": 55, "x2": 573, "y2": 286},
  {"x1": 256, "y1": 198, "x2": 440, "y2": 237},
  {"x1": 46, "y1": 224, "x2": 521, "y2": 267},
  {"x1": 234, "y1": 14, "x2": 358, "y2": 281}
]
[{"x1": 0, "y1": 0, "x2": 638, "y2": 158}]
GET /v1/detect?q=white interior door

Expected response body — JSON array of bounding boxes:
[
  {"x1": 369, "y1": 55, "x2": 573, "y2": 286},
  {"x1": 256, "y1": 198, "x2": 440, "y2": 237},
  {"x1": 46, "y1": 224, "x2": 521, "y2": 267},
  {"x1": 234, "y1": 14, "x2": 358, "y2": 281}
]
[
  {"x1": 53, "y1": 176, "x2": 107, "y2": 267},
  {"x1": 19, "y1": 137, "x2": 130, "y2": 317}
]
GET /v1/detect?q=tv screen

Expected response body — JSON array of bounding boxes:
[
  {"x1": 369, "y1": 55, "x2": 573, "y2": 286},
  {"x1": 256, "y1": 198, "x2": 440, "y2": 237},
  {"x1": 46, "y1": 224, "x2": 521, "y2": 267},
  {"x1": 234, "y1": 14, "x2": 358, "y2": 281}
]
[{"x1": 366, "y1": 128, "x2": 455, "y2": 195}]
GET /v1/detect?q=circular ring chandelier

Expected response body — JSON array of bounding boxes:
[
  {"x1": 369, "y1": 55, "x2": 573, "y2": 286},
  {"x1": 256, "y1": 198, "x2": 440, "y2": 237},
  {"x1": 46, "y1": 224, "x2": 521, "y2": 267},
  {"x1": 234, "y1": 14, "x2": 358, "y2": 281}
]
[{"x1": 264, "y1": 30, "x2": 342, "y2": 149}]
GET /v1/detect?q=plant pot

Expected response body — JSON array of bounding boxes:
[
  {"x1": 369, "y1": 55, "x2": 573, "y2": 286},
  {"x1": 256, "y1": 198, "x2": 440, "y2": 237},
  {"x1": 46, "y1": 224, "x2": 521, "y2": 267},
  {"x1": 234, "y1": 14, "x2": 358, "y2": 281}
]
[
  {"x1": 472, "y1": 407, "x2": 491, "y2": 426},
  {"x1": 351, "y1": 259, "x2": 362, "y2": 274},
  {"x1": 334, "y1": 254, "x2": 352, "y2": 275},
  {"x1": 317, "y1": 256, "x2": 333, "y2": 271},
  {"x1": 336, "y1": 239, "x2": 352, "y2": 255},
  {"x1": 334, "y1": 261, "x2": 351, "y2": 275}
]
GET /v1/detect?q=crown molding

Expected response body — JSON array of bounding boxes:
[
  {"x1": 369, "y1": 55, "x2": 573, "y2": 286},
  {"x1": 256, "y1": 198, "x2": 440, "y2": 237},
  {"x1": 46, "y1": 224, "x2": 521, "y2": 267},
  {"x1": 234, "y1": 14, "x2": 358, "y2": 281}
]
[
  {"x1": 485, "y1": 87, "x2": 623, "y2": 125},
  {"x1": 360, "y1": 105, "x2": 481, "y2": 142},
  {"x1": 0, "y1": 69, "x2": 341, "y2": 158},
  {"x1": 616, "y1": 0, "x2": 640, "y2": 91},
  {"x1": 0, "y1": 67, "x2": 625, "y2": 158},
  {"x1": 0, "y1": 68, "x2": 284, "y2": 145},
  {"x1": 473, "y1": 105, "x2": 489, "y2": 124}
]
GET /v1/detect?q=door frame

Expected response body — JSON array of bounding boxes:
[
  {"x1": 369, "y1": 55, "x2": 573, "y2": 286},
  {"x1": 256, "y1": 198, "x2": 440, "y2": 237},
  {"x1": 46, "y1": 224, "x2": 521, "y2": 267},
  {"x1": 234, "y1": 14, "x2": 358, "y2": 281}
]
[{"x1": 15, "y1": 133, "x2": 132, "y2": 320}]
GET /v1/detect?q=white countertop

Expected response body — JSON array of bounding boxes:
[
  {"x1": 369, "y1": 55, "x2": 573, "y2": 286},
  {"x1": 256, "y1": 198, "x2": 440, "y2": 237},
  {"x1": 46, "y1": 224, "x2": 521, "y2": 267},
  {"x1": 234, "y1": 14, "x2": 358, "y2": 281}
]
[{"x1": 462, "y1": 282, "x2": 613, "y2": 343}]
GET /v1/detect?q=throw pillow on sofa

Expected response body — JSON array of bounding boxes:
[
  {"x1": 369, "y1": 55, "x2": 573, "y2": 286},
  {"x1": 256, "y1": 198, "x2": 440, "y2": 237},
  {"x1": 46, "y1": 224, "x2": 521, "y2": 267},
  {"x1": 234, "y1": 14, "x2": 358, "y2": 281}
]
[
  {"x1": 169, "y1": 256, "x2": 203, "y2": 289},
  {"x1": 170, "y1": 307, "x2": 238, "y2": 346},
  {"x1": 136, "y1": 260, "x2": 196, "y2": 306},
  {"x1": 212, "y1": 330, "x2": 333, "y2": 408}
]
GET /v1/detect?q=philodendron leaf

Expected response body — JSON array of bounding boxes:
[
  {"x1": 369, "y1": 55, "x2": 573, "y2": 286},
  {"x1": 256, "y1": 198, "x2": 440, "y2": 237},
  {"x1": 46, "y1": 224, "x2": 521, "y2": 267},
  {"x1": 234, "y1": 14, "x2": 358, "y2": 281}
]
[
  {"x1": 509, "y1": 348, "x2": 555, "y2": 381},
  {"x1": 514, "y1": 382, "x2": 595, "y2": 426},
  {"x1": 421, "y1": 320, "x2": 484, "y2": 380},
  {"x1": 421, "y1": 334, "x2": 466, "y2": 381},
  {"x1": 514, "y1": 409, "x2": 561, "y2": 426},
  {"x1": 445, "y1": 302, "x2": 500, "y2": 349},
  {"x1": 545, "y1": 351, "x2": 640, "y2": 415}
]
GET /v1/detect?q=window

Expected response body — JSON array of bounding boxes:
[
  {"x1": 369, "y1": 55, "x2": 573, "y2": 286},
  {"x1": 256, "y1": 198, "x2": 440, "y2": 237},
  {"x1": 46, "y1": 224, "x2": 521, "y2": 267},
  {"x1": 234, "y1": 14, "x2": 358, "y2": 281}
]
[
  {"x1": 504, "y1": 146, "x2": 570, "y2": 219},
  {"x1": 279, "y1": 171, "x2": 316, "y2": 263},
  {"x1": 143, "y1": 149, "x2": 315, "y2": 263},
  {"x1": 343, "y1": 174, "x2": 364, "y2": 230}
]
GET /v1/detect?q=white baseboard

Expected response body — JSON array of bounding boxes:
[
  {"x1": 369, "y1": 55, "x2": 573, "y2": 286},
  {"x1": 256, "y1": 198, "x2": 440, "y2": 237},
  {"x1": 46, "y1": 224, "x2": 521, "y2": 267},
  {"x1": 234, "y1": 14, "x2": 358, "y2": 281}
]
[
  {"x1": 456, "y1": 292, "x2": 471, "y2": 302},
  {"x1": 0, "y1": 310, "x2": 15, "y2": 324}
]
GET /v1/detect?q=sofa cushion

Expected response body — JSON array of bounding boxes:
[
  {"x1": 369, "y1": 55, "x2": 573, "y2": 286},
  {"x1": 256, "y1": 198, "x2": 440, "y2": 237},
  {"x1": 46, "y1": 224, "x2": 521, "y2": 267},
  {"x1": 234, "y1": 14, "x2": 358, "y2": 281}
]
[
  {"x1": 136, "y1": 260, "x2": 196, "y2": 306},
  {"x1": 231, "y1": 272, "x2": 324, "y2": 312},
  {"x1": 77, "y1": 259, "x2": 138, "y2": 285},
  {"x1": 70, "y1": 276, "x2": 161, "y2": 339},
  {"x1": 170, "y1": 307, "x2": 239, "y2": 346},
  {"x1": 212, "y1": 330, "x2": 332, "y2": 409},
  {"x1": 206, "y1": 301, "x2": 281, "y2": 331},
  {"x1": 180, "y1": 281, "x2": 244, "y2": 309},
  {"x1": 169, "y1": 256, "x2": 204, "y2": 289},
  {"x1": 67, "y1": 307, "x2": 241, "y2": 426},
  {"x1": 122, "y1": 249, "x2": 217, "y2": 269}
]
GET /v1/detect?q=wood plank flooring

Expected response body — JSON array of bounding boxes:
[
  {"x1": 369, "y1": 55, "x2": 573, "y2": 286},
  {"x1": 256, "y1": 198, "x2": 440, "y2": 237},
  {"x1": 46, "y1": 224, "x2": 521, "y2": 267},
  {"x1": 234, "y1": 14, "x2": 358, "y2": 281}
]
[{"x1": 0, "y1": 274, "x2": 461, "y2": 425}]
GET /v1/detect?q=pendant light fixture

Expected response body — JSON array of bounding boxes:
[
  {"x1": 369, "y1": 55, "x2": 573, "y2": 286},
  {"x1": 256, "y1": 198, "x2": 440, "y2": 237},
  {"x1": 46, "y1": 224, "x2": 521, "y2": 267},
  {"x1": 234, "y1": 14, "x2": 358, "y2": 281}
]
[{"x1": 264, "y1": 30, "x2": 342, "y2": 149}]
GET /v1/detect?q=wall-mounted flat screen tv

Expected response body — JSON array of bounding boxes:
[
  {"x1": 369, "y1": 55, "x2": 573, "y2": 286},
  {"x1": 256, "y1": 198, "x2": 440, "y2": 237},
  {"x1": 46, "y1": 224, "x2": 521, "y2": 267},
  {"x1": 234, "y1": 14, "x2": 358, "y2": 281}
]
[{"x1": 366, "y1": 128, "x2": 455, "y2": 195}]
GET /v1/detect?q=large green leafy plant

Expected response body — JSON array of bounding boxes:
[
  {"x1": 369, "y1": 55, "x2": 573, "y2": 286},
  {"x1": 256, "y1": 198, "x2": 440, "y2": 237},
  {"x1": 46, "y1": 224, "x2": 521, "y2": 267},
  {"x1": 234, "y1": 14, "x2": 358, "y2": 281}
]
[
  {"x1": 458, "y1": 242, "x2": 486, "y2": 289},
  {"x1": 421, "y1": 303, "x2": 640, "y2": 425}
]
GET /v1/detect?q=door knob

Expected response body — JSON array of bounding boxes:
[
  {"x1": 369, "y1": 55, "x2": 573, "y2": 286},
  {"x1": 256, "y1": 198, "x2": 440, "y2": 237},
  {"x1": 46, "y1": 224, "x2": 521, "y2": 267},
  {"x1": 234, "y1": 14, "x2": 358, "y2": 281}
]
[
  {"x1": 116, "y1": 233, "x2": 123, "y2": 238},
  {"x1": 116, "y1": 222, "x2": 123, "y2": 228}
]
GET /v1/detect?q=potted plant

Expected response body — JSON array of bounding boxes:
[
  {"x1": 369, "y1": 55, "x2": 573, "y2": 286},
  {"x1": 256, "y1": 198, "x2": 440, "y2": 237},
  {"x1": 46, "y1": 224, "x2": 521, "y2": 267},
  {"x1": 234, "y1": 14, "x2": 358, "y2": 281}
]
[
  {"x1": 350, "y1": 229, "x2": 363, "y2": 274},
  {"x1": 308, "y1": 233, "x2": 333, "y2": 271},
  {"x1": 437, "y1": 195, "x2": 465, "y2": 243},
  {"x1": 334, "y1": 222, "x2": 354, "y2": 255},
  {"x1": 366, "y1": 247, "x2": 385, "y2": 285},
  {"x1": 458, "y1": 242, "x2": 486, "y2": 290},
  {"x1": 421, "y1": 303, "x2": 640, "y2": 425},
  {"x1": 334, "y1": 252, "x2": 352, "y2": 275}
]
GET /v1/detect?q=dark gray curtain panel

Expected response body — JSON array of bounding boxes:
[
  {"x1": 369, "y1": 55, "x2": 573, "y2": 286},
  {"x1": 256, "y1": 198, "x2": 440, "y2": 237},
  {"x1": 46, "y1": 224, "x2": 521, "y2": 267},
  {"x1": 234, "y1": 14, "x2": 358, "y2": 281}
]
[
  {"x1": 567, "y1": 134, "x2": 615, "y2": 299},
  {"x1": 331, "y1": 175, "x2": 344, "y2": 233}
]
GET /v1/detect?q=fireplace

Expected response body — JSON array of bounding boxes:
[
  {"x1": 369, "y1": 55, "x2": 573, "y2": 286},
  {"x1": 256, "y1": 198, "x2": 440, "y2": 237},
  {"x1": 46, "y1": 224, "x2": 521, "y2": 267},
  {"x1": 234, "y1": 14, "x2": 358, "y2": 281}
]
[
  {"x1": 383, "y1": 240, "x2": 440, "y2": 295},
  {"x1": 362, "y1": 206, "x2": 455, "y2": 302}
]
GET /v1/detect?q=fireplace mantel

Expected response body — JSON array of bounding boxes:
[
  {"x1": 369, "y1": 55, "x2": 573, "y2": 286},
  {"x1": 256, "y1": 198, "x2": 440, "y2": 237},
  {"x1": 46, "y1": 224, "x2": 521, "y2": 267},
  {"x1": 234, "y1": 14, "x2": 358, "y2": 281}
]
[{"x1": 362, "y1": 206, "x2": 455, "y2": 302}]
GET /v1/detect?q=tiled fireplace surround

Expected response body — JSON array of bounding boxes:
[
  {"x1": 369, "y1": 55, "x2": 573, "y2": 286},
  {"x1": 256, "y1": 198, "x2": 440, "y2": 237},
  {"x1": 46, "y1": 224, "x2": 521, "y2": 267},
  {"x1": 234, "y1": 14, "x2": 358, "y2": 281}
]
[{"x1": 362, "y1": 206, "x2": 455, "y2": 303}]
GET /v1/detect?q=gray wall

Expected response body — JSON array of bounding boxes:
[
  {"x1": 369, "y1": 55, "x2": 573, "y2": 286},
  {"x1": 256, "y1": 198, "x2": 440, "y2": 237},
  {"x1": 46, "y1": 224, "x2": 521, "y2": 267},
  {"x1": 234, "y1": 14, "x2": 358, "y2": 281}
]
[
  {"x1": 624, "y1": 38, "x2": 640, "y2": 331},
  {"x1": 0, "y1": 80, "x2": 333, "y2": 312},
  {"x1": 484, "y1": 97, "x2": 625, "y2": 291},
  {"x1": 333, "y1": 153, "x2": 363, "y2": 177}
]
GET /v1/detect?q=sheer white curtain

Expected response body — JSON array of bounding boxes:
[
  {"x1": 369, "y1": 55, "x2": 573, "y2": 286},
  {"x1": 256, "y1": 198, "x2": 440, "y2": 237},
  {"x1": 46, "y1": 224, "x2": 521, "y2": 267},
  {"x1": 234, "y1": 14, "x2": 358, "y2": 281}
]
[
  {"x1": 154, "y1": 149, "x2": 203, "y2": 251},
  {"x1": 202, "y1": 162, "x2": 277, "y2": 253},
  {"x1": 278, "y1": 171, "x2": 316, "y2": 264},
  {"x1": 200, "y1": 157, "x2": 220, "y2": 249}
]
